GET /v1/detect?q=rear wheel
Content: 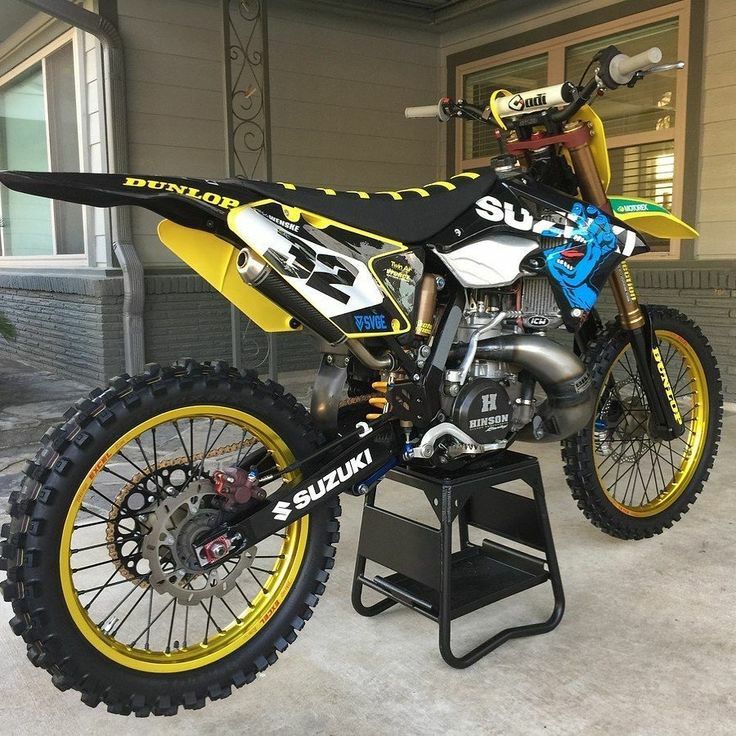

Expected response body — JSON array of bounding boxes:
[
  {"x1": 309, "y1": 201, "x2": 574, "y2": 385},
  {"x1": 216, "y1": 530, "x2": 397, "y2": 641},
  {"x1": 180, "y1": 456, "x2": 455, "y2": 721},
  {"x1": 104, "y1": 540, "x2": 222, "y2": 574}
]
[
  {"x1": 563, "y1": 306, "x2": 722, "y2": 539},
  {"x1": 0, "y1": 360, "x2": 340, "y2": 716}
]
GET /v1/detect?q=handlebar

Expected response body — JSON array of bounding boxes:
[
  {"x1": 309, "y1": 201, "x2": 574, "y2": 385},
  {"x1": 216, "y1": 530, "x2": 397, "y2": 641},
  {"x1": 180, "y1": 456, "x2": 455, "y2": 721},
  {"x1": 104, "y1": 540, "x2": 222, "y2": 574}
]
[
  {"x1": 405, "y1": 104, "x2": 441, "y2": 119},
  {"x1": 404, "y1": 45, "x2": 678, "y2": 128},
  {"x1": 605, "y1": 46, "x2": 662, "y2": 85},
  {"x1": 405, "y1": 99, "x2": 452, "y2": 122}
]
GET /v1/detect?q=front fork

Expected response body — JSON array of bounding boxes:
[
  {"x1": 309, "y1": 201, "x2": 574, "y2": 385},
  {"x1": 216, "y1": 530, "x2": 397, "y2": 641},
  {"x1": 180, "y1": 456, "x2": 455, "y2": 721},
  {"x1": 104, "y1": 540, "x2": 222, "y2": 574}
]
[
  {"x1": 609, "y1": 263, "x2": 685, "y2": 440},
  {"x1": 568, "y1": 136, "x2": 684, "y2": 441}
]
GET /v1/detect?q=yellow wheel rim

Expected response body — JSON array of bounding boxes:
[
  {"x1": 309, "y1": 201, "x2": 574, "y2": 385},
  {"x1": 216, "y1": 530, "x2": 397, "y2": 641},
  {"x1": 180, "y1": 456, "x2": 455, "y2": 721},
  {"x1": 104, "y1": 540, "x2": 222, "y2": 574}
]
[
  {"x1": 59, "y1": 405, "x2": 309, "y2": 673},
  {"x1": 593, "y1": 331, "x2": 709, "y2": 517}
]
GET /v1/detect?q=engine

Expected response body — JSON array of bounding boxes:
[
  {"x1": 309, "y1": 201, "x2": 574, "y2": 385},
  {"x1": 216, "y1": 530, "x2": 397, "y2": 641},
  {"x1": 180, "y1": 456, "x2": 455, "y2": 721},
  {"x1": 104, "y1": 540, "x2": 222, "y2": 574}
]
[
  {"x1": 347, "y1": 273, "x2": 593, "y2": 463},
  {"x1": 450, "y1": 378, "x2": 512, "y2": 444},
  {"x1": 442, "y1": 277, "x2": 564, "y2": 451}
]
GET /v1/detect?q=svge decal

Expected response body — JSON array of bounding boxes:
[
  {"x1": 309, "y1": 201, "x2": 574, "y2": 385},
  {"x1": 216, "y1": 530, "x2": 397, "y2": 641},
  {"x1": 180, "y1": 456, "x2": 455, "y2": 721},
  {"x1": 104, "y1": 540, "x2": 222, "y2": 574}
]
[{"x1": 353, "y1": 314, "x2": 388, "y2": 332}]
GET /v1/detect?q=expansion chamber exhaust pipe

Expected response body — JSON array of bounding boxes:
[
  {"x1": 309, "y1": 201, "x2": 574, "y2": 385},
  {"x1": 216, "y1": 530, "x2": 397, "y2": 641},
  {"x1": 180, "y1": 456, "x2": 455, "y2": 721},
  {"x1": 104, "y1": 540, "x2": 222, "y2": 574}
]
[{"x1": 450, "y1": 335, "x2": 596, "y2": 443}]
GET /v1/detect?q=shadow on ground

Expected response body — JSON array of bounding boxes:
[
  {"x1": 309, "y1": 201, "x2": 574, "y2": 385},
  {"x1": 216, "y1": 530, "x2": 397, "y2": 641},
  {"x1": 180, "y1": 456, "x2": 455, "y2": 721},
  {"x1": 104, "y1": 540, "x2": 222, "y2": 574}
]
[{"x1": 0, "y1": 358, "x2": 733, "y2": 735}]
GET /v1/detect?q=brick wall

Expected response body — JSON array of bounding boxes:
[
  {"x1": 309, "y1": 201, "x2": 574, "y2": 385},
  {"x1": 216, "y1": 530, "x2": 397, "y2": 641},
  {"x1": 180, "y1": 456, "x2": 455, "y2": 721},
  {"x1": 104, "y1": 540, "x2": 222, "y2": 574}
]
[
  {"x1": 3, "y1": 266, "x2": 730, "y2": 398},
  {"x1": 0, "y1": 271, "x2": 321, "y2": 388},
  {"x1": 598, "y1": 264, "x2": 736, "y2": 400},
  {"x1": 143, "y1": 273, "x2": 321, "y2": 375},
  {"x1": 0, "y1": 272, "x2": 124, "y2": 384}
]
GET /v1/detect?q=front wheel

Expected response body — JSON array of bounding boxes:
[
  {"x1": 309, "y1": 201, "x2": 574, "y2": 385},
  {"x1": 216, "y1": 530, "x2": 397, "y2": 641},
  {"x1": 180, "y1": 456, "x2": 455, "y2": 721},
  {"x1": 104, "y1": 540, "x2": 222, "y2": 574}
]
[
  {"x1": 0, "y1": 360, "x2": 340, "y2": 716},
  {"x1": 563, "y1": 306, "x2": 722, "y2": 539}
]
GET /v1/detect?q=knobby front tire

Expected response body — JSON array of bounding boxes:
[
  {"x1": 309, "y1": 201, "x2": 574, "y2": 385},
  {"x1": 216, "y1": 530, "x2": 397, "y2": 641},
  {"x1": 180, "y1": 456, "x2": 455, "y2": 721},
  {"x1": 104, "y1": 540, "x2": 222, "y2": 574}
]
[
  {"x1": 563, "y1": 306, "x2": 722, "y2": 539},
  {"x1": 0, "y1": 360, "x2": 340, "y2": 716}
]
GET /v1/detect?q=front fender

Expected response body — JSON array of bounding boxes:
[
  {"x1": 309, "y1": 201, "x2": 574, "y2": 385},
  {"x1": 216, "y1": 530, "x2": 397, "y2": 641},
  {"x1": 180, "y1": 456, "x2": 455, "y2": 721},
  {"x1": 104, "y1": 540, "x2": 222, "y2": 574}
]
[{"x1": 609, "y1": 196, "x2": 698, "y2": 239}]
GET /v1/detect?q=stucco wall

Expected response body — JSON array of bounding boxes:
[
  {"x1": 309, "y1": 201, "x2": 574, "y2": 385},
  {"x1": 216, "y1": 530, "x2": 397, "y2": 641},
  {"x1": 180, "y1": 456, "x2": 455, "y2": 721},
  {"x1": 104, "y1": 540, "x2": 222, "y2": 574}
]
[
  {"x1": 696, "y1": 0, "x2": 736, "y2": 258},
  {"x1": 117, "y1": 0, "x2": 228, "y2": 268},
  {"x1": 267, "y1": 0, "x2": 442, "y2": 191}
]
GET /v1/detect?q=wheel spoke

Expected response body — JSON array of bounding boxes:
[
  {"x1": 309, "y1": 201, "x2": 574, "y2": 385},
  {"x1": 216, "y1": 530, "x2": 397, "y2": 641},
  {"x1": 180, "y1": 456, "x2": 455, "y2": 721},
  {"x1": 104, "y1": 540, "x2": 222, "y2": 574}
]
[
  {"x1": 82, "y1": 568, "x2": 119, "y2": 610},
  {"x1": 110, "y1": 584, "x2": 151, "y2": 638},
  {"x1": 78, "y1": 577, "x2": 131, "y2": 596},
  {"x1": 202, "y1": 596, "x2": 222, "y2": 644},
  {"x1": 166, "y1": 598, "x2": 178, "y2": 653},
  {"x1": 96, "y1": 579, "x2": 147, "y2": 625},
  {"x1": 63, "y1": 408, "x2": 305, "y2": 665},
  {"x1": 590, "y1": 332, "x2": 708, "y2": 514},
  {"x1": 172, "y1": 421, "x2": 193, "y2": 466},
  {"x1": 235, "y1": 582, "x2": 253, "y2": 607},
  {"x1": 247, "y1": 567, "x2": 269, "y2": 593}
]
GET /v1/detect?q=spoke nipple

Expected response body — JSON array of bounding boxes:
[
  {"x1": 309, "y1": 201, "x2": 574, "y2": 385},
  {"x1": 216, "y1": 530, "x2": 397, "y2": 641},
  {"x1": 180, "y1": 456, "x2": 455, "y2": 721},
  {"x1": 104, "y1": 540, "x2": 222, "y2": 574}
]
[{"x1": 101, "y1": 617, "x2": 119, "y2": 635}]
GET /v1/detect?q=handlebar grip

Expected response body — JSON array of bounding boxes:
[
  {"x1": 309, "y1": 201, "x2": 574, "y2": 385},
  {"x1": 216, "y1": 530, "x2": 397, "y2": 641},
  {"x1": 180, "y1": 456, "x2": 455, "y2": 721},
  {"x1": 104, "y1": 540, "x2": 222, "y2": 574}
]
[
  {"x1": 609, "y1": 47, "x2": 662, "y2": 84},
  {"x1": 405, "y1": 104, "x2": 441, "y2": 119}
]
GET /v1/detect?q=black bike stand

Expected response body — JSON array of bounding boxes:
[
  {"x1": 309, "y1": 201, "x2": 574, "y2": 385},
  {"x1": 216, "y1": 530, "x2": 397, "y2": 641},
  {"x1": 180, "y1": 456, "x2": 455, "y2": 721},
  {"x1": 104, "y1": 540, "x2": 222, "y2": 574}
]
[{"x1": 351, "y1": 450, "x2": 564, "y2": 668}]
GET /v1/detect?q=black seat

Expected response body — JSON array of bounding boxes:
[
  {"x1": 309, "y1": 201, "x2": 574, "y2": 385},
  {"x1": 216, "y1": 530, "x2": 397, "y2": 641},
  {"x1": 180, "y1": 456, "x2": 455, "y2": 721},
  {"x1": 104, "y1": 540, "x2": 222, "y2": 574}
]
[
  {"x1": 0, "y1": 169, "x2": 496, "y2": 245},
  {"x1": 239, "y1": 171, "x2": 496, "y2": 243}
]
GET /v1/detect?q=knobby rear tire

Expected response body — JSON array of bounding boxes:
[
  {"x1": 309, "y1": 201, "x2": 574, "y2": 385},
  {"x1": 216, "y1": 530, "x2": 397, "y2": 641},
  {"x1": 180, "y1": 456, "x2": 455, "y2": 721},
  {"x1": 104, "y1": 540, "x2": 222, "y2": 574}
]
[{"x1": 0, "y1": 360, "x2": 340, "y2": 716}]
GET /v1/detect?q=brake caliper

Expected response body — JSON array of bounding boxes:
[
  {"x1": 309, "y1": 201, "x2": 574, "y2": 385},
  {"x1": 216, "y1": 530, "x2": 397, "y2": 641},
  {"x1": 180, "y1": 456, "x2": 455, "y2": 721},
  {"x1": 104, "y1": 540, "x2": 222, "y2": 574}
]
[{"x1": 212, "y1": 466, "x2": 266, "y2": 510}]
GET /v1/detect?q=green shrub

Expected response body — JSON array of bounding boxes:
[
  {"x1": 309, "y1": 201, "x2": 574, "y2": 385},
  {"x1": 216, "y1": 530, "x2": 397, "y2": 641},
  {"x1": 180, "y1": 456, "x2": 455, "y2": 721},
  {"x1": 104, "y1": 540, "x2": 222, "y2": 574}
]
[{"x1": 0, "y1": 312, "x2": 15, "y2": 341}]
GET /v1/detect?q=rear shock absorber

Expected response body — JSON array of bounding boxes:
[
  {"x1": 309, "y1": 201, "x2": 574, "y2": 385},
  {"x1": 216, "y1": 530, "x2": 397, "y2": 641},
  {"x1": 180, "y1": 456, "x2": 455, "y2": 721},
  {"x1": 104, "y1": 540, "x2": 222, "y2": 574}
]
[{"x1": 367, "y1": 380, "x2": 388, "y2": 421}]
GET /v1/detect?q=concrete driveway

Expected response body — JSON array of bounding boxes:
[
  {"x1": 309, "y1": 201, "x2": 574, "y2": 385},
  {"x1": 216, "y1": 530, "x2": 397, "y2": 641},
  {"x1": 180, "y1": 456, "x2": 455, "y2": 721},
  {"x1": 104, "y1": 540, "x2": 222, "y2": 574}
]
[{"x1": 0, "y1": 412, "x2": 734, "y2": 735}]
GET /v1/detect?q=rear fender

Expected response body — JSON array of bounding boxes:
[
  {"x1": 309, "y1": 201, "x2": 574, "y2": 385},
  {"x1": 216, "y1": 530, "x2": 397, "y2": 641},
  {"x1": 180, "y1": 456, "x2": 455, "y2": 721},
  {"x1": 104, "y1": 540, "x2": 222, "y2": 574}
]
[
  {"x1": 157, "y1": 219, "x2": 297, "y2": 333},
  {"x1": 0, "y1": 171, "x2": 252, "y2": 239}
]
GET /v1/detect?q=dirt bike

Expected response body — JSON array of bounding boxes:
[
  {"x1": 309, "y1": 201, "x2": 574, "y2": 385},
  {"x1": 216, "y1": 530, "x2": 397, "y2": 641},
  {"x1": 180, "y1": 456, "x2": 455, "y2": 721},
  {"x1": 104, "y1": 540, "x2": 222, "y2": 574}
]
[{"x1": 0, "y1": 44, "x2": 722, "y2": 716}]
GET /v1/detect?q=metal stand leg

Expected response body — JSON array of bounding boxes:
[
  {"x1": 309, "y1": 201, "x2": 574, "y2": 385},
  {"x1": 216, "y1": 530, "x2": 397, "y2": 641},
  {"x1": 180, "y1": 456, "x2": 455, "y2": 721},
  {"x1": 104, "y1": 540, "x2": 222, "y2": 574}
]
[
  {"x1": 351, "y1": 451, "x2": 566, "y2": 668},
  {"x1": 438, "y1": 465, "x2": 565, "y2": 669},
  {"x1": 351, "y1": 489, "x2": 398, "y2": 617}
]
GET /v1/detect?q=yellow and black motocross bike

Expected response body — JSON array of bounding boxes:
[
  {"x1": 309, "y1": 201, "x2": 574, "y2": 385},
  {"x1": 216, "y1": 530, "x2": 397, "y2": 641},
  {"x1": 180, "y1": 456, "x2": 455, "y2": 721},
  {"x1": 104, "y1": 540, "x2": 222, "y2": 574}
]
[{"x1": 0, "y1": 45, "x2": 722, "y2": 716}]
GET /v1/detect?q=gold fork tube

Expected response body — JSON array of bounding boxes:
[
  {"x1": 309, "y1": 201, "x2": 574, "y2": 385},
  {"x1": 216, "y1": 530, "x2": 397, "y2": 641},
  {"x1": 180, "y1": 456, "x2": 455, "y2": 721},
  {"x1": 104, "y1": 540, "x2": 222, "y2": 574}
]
[{"x1": 568, "y1": 137, "x2": 645, "y2": 330}]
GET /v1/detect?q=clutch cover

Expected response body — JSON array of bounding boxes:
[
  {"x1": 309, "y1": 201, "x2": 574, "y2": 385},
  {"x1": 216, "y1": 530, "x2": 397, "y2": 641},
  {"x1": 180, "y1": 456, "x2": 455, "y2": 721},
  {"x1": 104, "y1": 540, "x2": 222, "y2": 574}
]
[{"x1": 451, "y1": 379, "x2": 511, "y2": 444}]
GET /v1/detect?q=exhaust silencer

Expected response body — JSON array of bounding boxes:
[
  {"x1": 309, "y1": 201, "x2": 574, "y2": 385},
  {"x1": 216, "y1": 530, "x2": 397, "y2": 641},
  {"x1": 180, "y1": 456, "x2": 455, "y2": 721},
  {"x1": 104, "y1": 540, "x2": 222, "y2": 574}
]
[
  {"x1": 235, "y1": 247, "x2": 344, "y2": 344},
  {"x1": 236, "y1": 247, "x2": 270, "y2": 285}
]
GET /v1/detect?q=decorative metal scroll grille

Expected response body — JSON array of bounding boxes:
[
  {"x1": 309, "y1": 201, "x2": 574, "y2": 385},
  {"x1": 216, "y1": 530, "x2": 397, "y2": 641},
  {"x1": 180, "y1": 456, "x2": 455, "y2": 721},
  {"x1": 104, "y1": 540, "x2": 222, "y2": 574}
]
[
  {"x1": 223, "y1": 0, "x2": 274, "y2": 373},
  {"x1": 224, "y1": 0, "x2": 270, "y2": 181}
]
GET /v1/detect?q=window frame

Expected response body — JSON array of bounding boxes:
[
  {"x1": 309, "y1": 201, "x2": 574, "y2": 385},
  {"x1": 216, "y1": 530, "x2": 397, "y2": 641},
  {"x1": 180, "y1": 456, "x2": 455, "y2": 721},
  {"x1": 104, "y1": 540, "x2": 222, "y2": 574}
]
[
  {"x1": 454, "y1": 1, "x2": 691, "y2": 260},
  {"x1": 0, "y1": 30, "x2": 88, "y2": 267}
]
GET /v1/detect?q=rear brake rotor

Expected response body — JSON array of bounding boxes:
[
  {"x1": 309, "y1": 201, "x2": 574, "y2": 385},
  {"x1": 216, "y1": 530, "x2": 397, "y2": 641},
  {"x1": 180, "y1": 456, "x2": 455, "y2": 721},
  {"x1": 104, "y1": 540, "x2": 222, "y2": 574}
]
[
  {"x1": 141, "y1": 479, "x2": 256, "y2": 605},
  {"x1": 106, "y1": 463, "x2": 196, "y2": 588},
  {"x1": 105, "y1": 438, "x2": 259, "y2": 587}
]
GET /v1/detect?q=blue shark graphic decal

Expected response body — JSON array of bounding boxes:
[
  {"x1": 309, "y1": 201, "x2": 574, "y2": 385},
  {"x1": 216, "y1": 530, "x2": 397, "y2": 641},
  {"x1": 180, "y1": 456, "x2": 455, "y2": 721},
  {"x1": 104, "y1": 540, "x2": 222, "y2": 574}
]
[{"x1": 542, "y1": 202, "x2": 620, "y2": 312}]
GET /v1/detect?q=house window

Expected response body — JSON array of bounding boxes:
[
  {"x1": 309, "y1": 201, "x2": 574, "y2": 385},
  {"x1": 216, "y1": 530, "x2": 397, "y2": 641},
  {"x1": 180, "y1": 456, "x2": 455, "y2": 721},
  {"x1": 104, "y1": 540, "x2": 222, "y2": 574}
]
[
  {"x1": 456, "y1": 3, "x2": 690, "y2": 258},
  {"x1": 462, "y1": 54, "x2": 548, "y2": 161},
  {"x1": 0, "y1": 40, "x2": 83, "y2": 259}
]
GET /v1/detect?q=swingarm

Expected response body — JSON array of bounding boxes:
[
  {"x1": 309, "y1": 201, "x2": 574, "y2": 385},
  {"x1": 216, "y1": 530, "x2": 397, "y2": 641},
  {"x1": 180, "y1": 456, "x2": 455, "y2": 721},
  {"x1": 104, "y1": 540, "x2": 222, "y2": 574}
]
[{"x1": 193, "y1": 416, "x2": 402, "y2": 566}]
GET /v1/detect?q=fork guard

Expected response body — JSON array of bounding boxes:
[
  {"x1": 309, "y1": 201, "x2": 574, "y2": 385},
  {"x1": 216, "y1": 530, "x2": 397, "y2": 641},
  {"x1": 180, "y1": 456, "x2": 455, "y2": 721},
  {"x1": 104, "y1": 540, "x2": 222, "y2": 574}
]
[{"x1": 625, "y1": 304, "x2": 686, "y2": 441}]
